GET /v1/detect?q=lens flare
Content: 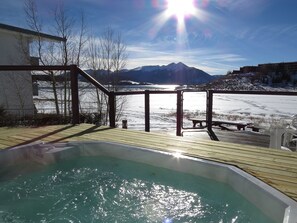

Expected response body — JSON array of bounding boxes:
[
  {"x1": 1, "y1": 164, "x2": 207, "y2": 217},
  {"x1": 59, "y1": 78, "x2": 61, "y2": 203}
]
[
  {"x1": 166, "y1": 0, "x2": 195, "y2": 22},
  {"x1": 149, "y1": 0, "x2": 209, "y2": 48}
]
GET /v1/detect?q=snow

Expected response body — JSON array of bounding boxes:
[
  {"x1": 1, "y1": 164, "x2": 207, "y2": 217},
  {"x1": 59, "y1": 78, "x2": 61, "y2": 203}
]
[
  {"x1": 120, "y1": 91, "x2": 297, "y2": 131},
  {"x1": 163, "y1": 62, "x2": 188, "y2": 71},
  {"x1": 34, "y1": 84, "x2": 297, "y2": 132},
  {"x1": 131, "y1": 62, "x2": 189, "y2": 73},
  {"x1": 132, "y1": 65, "x2": 161, "y2": 72}
]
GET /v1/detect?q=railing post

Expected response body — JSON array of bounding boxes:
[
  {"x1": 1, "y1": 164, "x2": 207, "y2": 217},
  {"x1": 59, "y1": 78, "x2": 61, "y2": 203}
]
[
  {"x1": 176, "y1": 90, "x2": 183, "y2": 136},
  {"x1": 109, "y1": 91, "x2": 116, "y2": 128},
  {"x1": 206, "y1": 90, "x2": 213, "y2": 131},
  {"x1": 206, "y1": 90, "x2": 219, "y2": 141},
  {"x1": 70, "y1": 64, "x2": 79, "y2": 124},
  {"x1": 145, "y1": 90, "x2": 150, "y2": 132}
]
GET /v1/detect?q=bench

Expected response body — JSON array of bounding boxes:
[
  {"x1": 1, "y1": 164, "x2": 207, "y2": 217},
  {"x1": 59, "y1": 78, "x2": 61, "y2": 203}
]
[
  {"x1": 212, "y1": 120, "x2": 248, "y2": 131},
  {"x1": 191, "y1": 119, "x2": 207, "y2": 128},
  {"x1": 190, "y1": 118, "x2": 249, "y2": 131},
  {"x1": 246, "y1": 125, "x2": 261, "y2": 132}
]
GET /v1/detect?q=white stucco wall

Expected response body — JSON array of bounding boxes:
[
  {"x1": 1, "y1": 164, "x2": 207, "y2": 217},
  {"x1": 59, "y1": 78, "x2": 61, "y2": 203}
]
[{"x1": 0, "y1": 30, "x2": 34, "y2": 116}]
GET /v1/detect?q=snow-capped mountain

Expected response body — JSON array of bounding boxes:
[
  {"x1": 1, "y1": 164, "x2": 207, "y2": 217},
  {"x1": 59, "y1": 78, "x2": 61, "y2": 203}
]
[
  {"x1": 164, "y1": 62, "x2": 189, "y2": 71},
  {"x1": 131, "y1": 62, "x2": 190, "y2": 72},
  {"x1": 120, "y1": 62, "x2": 215, "y2": 85},
  {"x1": 132, "y1": 65, "x2": 161, "y2": 72},
  {"x1": 132, "y1": 62, "x2": 189, "y2": 72}
]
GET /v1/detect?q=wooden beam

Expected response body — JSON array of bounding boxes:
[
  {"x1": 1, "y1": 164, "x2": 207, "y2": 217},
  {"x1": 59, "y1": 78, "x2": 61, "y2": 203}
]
[
  {"x1": 206, "y1": 90, "x2": 218, "y2": 141},
  {"x1": 109, "y1": 92, "x2": 116, "y2": 128},
  {"x1": 0, "y1": 65, "x2": 70, "y2": 71},
  {"x1": 70, "y1": 65, "x2": 79, "y2": 124},
  {"x1": 76, "y1": 67, "x2": 110, "y2": 95}
]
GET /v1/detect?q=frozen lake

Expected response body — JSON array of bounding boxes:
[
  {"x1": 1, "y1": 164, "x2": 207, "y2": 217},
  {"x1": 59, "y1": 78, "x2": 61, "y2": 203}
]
[
  {"x1": 120, "y1": 91, "x2": 297, "y2": 131},
  {"x1": 36, "y1": 84, "x2": 297, "y2": 132}
]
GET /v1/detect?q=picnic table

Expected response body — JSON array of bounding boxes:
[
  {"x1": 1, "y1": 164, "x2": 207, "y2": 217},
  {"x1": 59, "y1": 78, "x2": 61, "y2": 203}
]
[{"x1": 190, "y1": 118, "x2": 258, "y2": 131}]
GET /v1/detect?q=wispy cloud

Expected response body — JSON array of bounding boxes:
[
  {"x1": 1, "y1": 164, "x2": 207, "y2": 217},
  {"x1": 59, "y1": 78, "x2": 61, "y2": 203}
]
[
  {"x1": 237, "y1": 25, "x2": 297, "y2": 45},
  {"x1": 202, "y1": 54, "x2": 246, "y2": 62},
  {"x1": 126, "y1": 42, "x2": 245, "y2": 74},
  {"x1": 214, "y1": 0, "x2": 268, "y2": 15}
]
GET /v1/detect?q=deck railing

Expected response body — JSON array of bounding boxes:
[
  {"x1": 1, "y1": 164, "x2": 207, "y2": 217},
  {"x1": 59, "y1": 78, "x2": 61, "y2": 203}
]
[
  {"x1": 202, "y1": 90, "x2": 297, "y2": 140},
  {"x1": 1, "y1": 64, "x2": 297, "y2": 141}
]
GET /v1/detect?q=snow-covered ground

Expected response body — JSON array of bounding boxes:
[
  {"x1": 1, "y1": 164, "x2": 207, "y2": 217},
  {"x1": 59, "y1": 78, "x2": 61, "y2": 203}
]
[
  {"x1": 120, "y1": 92, "x2": 297, "y2": 131},
  {"x1": 35, "y1": 84, "x2": 297, "y2": 132}
]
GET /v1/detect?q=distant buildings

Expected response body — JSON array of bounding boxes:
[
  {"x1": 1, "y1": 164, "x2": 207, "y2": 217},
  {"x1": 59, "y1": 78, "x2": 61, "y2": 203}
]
[
  {"x1": 232, "y1": 62, "x2": 297, "y2": 85},
  {"x1": 233, "y1": 62, "x2": 297, "y2": 74}
]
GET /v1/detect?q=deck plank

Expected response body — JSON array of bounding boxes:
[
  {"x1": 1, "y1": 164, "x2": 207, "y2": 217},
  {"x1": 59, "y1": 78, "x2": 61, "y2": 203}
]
[{"x1": 0, "y1": 124, "x2": 297, "y2": 202}]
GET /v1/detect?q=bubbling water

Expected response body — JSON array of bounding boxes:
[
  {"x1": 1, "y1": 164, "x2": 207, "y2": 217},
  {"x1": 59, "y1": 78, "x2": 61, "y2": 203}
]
[{"x1": 0, "y1": 156, "x2": 273, "y2": 222}]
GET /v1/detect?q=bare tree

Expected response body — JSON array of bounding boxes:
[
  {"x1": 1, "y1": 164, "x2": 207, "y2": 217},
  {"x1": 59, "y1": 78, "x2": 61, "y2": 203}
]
[
  {"x1": 24, "y1": 0, "x2": 88, "y2": 117},
  {"x1": 87, "y1": 28, "x2": 128, "y2": 125},
  {"x1": 24, "y1": 0, "x2": 127, "y2": 125},
  {"x1": 87, "y1": 35, "x2": 106, "y2": 122},
  {"x1": 24, "y1": 0, "x2": 43, "y2": 60},
  {"x1": 99, "y1": 28, "x2": 128, "y2": 89},
  {"x1": 111, "y1": 31, "x2": 128, "y2": 121},
  {"x1": 100, "y1": 27, "x2": 115, "y2": 88},
  {"x1": 24, "y1": 0, "x2": 61, "y2": 115},
  {"x1": 112, "y1": 31, "x2": 127, "y2": 84},
  {"x1": 75, "y1": 13, "x2": 88, "y2": 67},
  {"x1": 87, "y1": 36, "x2": 102, "y2": 71},
  {"x1": 54, "y1": 4, "x2": 88, "y2": 116}
]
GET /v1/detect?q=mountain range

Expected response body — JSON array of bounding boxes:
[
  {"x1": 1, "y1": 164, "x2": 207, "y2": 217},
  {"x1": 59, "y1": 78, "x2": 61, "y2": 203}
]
[{"x1": 85, "y1": 62, "x2": 216, "y2": 85}]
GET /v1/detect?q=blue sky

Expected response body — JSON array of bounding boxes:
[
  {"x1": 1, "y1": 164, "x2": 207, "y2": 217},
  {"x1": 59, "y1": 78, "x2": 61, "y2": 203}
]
[{"x1": 1, "y1": 0, "x2": 297, "y2": 75}]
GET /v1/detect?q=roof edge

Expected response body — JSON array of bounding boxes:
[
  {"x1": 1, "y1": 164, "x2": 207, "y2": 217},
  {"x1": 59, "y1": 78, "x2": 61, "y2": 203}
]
[{"x1": 0, "y1": 23, "x2": 66, "y2": 42}]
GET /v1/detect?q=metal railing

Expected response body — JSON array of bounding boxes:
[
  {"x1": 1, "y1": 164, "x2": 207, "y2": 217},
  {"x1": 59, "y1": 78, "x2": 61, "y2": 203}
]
[
  {"x1": 202, "y1": 90, "x2": 297, "y2": 140},
  {"x1": 1, "y1": 64, "x2": 297, "y2": 141}
]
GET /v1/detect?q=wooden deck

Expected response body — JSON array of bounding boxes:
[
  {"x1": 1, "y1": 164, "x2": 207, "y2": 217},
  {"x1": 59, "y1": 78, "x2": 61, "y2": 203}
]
[{"x1": 0, "y1": 124, "x2": 297, "y2": 202}]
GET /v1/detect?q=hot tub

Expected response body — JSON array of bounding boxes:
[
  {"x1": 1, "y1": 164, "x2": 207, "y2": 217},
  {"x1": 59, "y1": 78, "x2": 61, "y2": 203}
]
[{"x1": 0, "y1": 141, "x2": 296, "y2": 222}]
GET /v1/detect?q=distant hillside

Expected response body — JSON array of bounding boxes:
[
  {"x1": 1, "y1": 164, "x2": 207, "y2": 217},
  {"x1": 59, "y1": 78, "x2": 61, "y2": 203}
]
[
  {"x1": 203, "y1": 61, "x2": 297, "y2": 91},
  {"x1": 85, "y1": 62, "x2": 216, "y2": 85},
  {"x1": 202, "y1": 71, "x2": 297, "y2": 91},
  {"x1": 201, "y1": 73, "x2": 264, "y2": 90}
]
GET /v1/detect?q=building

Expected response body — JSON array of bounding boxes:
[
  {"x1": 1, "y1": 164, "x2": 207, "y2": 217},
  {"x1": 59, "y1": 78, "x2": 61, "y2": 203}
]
[
  {"x1": 0, "y1": 23, "x2": 65, "y2": 116},
  {"x1": 240, "y1": 66, "x2": 258, "y2": 73},
  {"x1": 234, "y1": 62, "x2": 297, "y2": 74},
  {"x1": 233, "y1": 62, "x2": 297, "y2": 83}
]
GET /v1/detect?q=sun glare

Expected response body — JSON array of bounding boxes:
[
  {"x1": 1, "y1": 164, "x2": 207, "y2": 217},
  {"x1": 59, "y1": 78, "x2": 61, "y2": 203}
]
[
  {"x1": 166, "y1": 0, "x2": 195, "y2": 21},
  {"x1": 172, "y1": 151, "x2": 183, "y2": 159},
  {"x1": 149, "y1": 0, "x2": 208, "y2": 47}
]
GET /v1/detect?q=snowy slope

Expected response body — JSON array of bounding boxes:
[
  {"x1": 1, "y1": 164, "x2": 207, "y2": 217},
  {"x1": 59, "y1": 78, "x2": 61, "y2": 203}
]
[{"x1": 203, "y1": 72, "x2": 297, "y2": 91}]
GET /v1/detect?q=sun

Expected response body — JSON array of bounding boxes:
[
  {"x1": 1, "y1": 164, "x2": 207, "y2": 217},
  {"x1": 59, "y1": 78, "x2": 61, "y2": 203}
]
[
  {"x1": 149, "y1": 0, "x2": 207, "y2": 46},
  {"x1": 166, "y1": 0, "x2": 195, "y2": 22}
]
